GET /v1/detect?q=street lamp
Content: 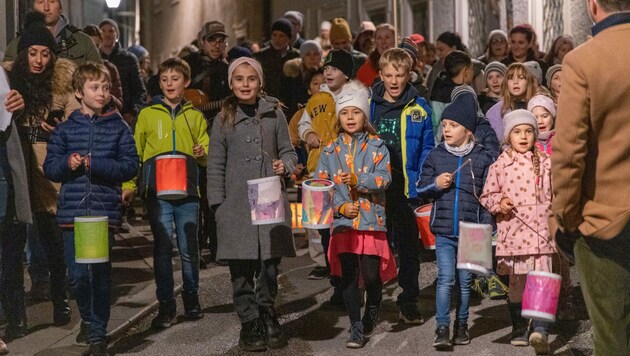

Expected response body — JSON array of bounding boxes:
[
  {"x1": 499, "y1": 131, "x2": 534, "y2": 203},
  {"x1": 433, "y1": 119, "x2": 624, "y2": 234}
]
[{"x1": 106, "y1": 0, "x2": 121, "y2": 8}]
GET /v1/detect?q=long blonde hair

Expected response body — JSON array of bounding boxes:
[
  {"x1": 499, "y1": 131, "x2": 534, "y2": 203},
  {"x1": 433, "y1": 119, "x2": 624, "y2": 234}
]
[{"x1": 500, "y1": 63, "x2": 537, "y2": 116}]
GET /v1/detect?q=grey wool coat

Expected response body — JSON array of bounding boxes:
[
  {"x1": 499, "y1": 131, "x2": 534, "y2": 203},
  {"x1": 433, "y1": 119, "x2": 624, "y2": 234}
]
[
  {"x1": 1, "y1": 120, "x2": 32, "y2": 224},
  {"x1": 207, "y1": 96, "x2": 297, "y2": 260}
]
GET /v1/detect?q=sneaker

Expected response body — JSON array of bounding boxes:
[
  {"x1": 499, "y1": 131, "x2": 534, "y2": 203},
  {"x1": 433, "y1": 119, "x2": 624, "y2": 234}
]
[
  {"x1": 433, "y1": 326, "x2": 452, "y2": 350},
  {"x1": 239, "y1": 319, "x2": 267, "y2": 352},
  {"x1": 488, "y1": 275, "x2": 508, "y2": 300},
  {"x1": 75, "y1": 321, "x2": 90, "y2": 346},
  {"x1": 82, "y1": 341, "x2": 109, "y2": 356},
  {"x1": 151, "y1": 300, "x2": 176, "y2": 329},
  {"x1": 307, "y1": 267, "x2": 328, "y2": 280},
  {"x1": 529, "y1": 331, "x2": 549, "y2": 355},
  {"x1": 53, "y1": 299, "x2": 72, "y2": 326},
  {"x1": 452, "y1": 321, "x2": 470, "y2": 345},
  {"x1": 510, "y1": 327, "x2": 529, "y2": 346},
  {"x1": 346, "y1": 321, "x2": 365, "y2": 348},
  {"x1": 398, "y1": 303, "x2": 425, "y2": 325},
  {"x1": 182, "y1": 293, "x2": 203, "y2": 320},
  {"x1": 362, "y1": 305, "x2": 379, "y2": 335},
  {"x1": 471, "y1": 277, "x2": 488, "y2": 298}
]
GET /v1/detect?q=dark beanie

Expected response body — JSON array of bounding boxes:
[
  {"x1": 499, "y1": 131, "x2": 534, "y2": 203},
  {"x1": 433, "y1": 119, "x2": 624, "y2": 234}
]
[
  {"x1": 271, "y1": 18, "x2": 292, "y2": 38},
  {"x1": 18, "y1": 12, "x2": 56, "y2": 53},
  {"x1": 228, "y1": 46, "x2": 252, "y2": 61},
  {"x1": 441, "y1": 93, "x2": 478, "y2": 133},
  {"x1": 323, "y1": 49, "x2": 354, "y2": 79}
]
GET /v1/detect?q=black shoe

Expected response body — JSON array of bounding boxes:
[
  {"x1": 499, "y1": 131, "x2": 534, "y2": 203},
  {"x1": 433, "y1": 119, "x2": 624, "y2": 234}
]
[
  {"x1": 346, "y1": 321, "x2": 364, "y2": 348},
  {"x1": 433, "y1": 326, "x2": 452, "y2": 350},
  {"x1": 362, "y1": 305, "x2": 379, "y2": 335},
  {"x1": 75, "y1": 321, "x2": 90, "y2": 346},
  {"x1": 151, "y1": 300, "x2": 176, "y2": 329},
  {"x1": 508, "y1": 303, "x2": 529, "y2": 346},
  {"x1": 4, "y1": 323, "x2": 27, "y2": 341},
  {"x1": 239, "y1": 319, "x2": 267, "y2": 352},
  {"x1": 182, "y1": 293, "x2": 203, "y2": 320},
  {"x1": 452, "y1": 321, "x2": 470, "y2": 345},
  {"x1": 398, "y1": 303, "x2": 425, "y2": 325},
  {"x1": 307, "y1": 267, "x2": 328, "y2": 280},
  {"x1": 53, "y1": 299, "x2": 72, "y2": 326},
  {"x1": 82, "y1": 341, "x2": 109, "y2": 356},
  {"x1": 259, "y1": 306, "x2": 287, "y2": 349}
]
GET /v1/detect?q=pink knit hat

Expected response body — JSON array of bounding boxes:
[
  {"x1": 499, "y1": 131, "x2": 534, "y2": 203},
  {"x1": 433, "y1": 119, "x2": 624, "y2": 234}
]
[
  {"x1": 527, "y1": 94, "x2": 556, "y2": 118},
  {"x1": 228, "y1": 57, "x2": 264, "y2": 88}
]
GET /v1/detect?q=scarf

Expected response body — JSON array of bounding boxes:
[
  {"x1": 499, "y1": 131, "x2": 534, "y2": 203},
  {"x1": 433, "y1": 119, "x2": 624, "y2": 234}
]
[{"x1": 444, "y1": 140, "x2": 475, "y2": 157}]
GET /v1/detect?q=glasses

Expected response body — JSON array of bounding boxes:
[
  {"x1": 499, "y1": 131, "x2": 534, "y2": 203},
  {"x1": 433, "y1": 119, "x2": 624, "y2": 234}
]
[
  {"x1": 491, "y1": 39, "x2": 506, "y2": 44},
  {"x1": 206, "y1": 37, "x2": 226, "y2": 45}
]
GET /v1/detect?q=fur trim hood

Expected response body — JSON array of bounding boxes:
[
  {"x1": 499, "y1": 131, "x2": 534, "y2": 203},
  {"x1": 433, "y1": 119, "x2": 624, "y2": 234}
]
[
  {"x1": 52, "y1": 58, "x2": 76, "y2": 97},
  {"x1": 283, "y1": 57, "x2": 303, "y2": 78}
]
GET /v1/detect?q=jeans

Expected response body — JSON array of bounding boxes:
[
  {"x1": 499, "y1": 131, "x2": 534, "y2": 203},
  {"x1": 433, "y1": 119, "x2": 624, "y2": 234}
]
[
  {"x1": 435, "y1": 236, "x2": 472, "y2": 327},
  {"x1": 385, "y1": 192, "x2": 420, "y2": 305},
  {"x1": 228, "y1": 258, "x2": 280, "y2": 323},
  {"x1": 25, "y1": 223, "x2": 50, "y2": 284},
  {"x1": 574, "y1": 224, "x2": 630, "y2": 355},
  {"x1": 147, "y1": 196, "x2": 200, "y2": 303},
  {"x1": 63, "y1": 229, "x2": 113, "y2": 343}
]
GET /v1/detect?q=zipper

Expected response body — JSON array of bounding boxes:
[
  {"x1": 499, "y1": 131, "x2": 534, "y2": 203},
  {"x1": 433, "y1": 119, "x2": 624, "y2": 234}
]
[
  {"x1": 171, "y1": 109, "x2": 177, "y2": 154},
  {"x1": 88, "y1": 114, "x2": 95, "y2": 214},
  {"x1": 453, "y1": 156, "x2": 462, "y2": 237}
]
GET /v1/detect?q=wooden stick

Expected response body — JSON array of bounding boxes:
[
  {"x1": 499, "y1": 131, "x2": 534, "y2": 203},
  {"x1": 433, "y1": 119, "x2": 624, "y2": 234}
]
[{"x1": 451, "y1": 158, "x2": 472, "y2": 176}]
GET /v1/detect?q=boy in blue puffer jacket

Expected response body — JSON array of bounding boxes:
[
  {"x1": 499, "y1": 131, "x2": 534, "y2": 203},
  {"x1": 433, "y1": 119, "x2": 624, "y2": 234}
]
[
  {"x1": 44, "y1": 63, "x2": 138, "y2": 355},
  {"x1": 417, "y1": 92, "x2": 494, "y2": 351}
]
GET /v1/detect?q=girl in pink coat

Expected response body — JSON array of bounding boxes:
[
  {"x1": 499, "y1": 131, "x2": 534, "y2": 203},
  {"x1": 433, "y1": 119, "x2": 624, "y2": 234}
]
[{"x1": 479, "y1": 109, "x2": 556, "y2": 355}]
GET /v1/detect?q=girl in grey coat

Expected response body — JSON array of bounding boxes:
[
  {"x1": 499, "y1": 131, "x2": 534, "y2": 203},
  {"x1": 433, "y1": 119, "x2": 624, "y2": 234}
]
[{"x1": 207, "y1": 57, "x2": 297, "y2": 352}]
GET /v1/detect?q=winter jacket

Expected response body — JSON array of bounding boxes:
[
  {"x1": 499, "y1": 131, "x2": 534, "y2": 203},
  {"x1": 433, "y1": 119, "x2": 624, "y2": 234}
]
[
  {"x1": 101, "y1": 45, "x2": 147, "y2": 116},
  {"x1": 417, "y1": 143, "x2": 495, "y2": 238},
  {"x1": 207, "y1": 96, "x2": 297, "y2": 260},
  {"x1": 356, "y1": 60, "x2": 379, "y2": 87},
  {"x1": 182, "y1": 51, "x2": 230, "y2": 121},
  {"x1": 129, "y1": 98, "x2": 209, "y2": 198},
  {"x1": 253, "y1": 46, "x2": 300, "y2": 115},
  {"x1": 370, "y1": 81, "x2": 434, "y2": 199},
  {"x1": 475, "y1": 116, "x2": 501, "y2": 160},
  {"x1": 0, "y1": 120, "x2": 31, "y2": 224},
  {"x1": 479, "y1": 150, "x2": 556, "y2": 256},
  {"x1": 478, "y1": 92, "x2": 500, "y2": 114},
  {"x1": 43, "y1": 109, "x2": 139, "y2": 227},
  {"x1": 283, "y1": 57, "x2": 320, "y2": 118},
  {"x1": 349, "y1": 48, "x2": 367, "y2": 79},
  {"x1": 536, "y1": 131, "x2": 555, "y2": 155},
  {"x1": 315, "y1": 132, "x2": 391, "y2": 233}
]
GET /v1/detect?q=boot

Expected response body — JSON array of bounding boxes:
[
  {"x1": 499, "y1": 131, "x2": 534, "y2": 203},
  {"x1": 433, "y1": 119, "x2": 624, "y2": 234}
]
[
  {"x1": 346, "y1": 321, "x2": 365, "y2": 348},
  {"x1": 151, "y1": 299, "x2": 176, "y2": 329},
  {"x1": 4, "y1": 293, "x2": 27, "y2": 340},
  {"x1": 529, "y1": 320, "x2": 550, "y2": 355},
  {"x1": 508, "y1": 303, "x2": 529, "y2": 346},
  {"x1": 362, "y1": 305, "x2": 379, "y2": 335},
  {"x1": 259, "y1": 306, "x2": 287, "y2": 348},
  {"x1": 239, "y1": 319, "x2": 267, "y2": 352},
  {"x1": 53, "y1": 298, "x2": 72, "y2": 326},
  {"x1": 182, "y1": 292, "x2": 203, "y2": 320}
]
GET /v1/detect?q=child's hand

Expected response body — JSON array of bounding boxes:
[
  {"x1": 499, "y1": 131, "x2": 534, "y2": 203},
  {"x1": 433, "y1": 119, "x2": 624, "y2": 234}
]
[
  {"x1": 342, "y1": 202, "x2": 359, "y2": 219},
  {"x1": 68, "y1": 153, "x2": 82, "y2": 171},
  {"x1": 435, "y1": 173, "x2": 453, "y2": 189},
  {"x1": 122, "y1": 189, "x2": 134, "y2": 207},
  {"x1": 192, "y1": 144, "x2": 205, "y2": 158},
  {"x1": 499, "y1": 197, "x2": 515, "y2": 214},
  {"x1": 82, "y1": 154, "x2": 90, "y2": 170},
  {"x1": 339, "y1": 172, "x2": 357, "y2": 187},
  {"x1": 305, "y1": 132, "x2": 321, "y2": 148},
  {"x1": 272, "y1": 159, "x2": 285, "y2": 175}
]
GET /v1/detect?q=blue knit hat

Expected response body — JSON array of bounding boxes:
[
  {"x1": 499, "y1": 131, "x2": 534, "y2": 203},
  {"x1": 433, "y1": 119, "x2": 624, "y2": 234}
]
[{"x1": 441, "y1": 93, "x2": 478, "y2": 133}]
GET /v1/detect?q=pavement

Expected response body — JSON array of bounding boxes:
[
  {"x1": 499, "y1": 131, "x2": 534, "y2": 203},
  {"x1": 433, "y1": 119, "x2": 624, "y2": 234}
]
[{"x1": 3, "y1": 211, "x2": 595, "y2": 355}]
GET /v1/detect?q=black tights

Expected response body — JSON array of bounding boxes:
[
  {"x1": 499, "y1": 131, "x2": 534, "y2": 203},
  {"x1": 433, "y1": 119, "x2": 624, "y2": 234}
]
[{"x1": 339, "y1": 253, "x2": 382, "y2": 322}]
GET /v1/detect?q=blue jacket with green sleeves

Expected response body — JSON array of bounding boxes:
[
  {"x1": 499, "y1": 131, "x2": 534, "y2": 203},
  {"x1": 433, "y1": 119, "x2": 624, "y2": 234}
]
[
  {"x1": 315, "y1": 132, "x2": 391, "y2": 233},
  {"x1": 370, "y1": 81, "x2": 434, "y2": 199}
]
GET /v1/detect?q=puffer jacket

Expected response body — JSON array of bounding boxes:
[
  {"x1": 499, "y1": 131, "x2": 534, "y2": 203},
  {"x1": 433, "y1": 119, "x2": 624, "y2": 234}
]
[
  {"x1": 101, "y1": 45, "x2": 147, "y2": 116},
  {"x1": 315, "y1": 132, "x2": 391, "y2": 233},
  {"x1": 417, "y1": 143, "x2": 495, "y2": 237},
  {"x1": 43, "y1": 109, "x2": 139, "y2": 227}
]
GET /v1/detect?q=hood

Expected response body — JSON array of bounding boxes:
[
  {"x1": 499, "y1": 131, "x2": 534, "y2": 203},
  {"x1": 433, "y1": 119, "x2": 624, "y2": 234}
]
[
  {"x1": 283, "y1": 57, "x2": 303, "y2": 78},
  {"x1": 52, "y1": 58, "x2": 77, "y2": 97},
  {"x1": 150, "y1": 96, "x2": 195, "y2": 115},
  {"x1": 66, "y1": 108, "x2": 121, "y2": 125},
  {"x1": 370, "y1": 80, "x2": 418, "y2": 109}
]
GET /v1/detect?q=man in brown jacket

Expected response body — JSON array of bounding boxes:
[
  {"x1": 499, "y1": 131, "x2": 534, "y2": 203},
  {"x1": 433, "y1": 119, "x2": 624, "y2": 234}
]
[{"x1": 552, "y1": 1, "x2": 630, "y2": 354}]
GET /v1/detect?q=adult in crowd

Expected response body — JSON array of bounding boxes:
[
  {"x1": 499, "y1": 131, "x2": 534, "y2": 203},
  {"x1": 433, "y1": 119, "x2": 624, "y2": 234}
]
[
  {"x1": 356, "y1": 23, "x2": 396, "y2": 87},
  {"x1": 328, "y1": 18, "x2": 366, "y2": 79},
  {"x1": 4, "y1": 11, "x2": 80, "y2": 337},
  {"x1": 353, "y1": 21, "x2": 376, "y2": 55},
  {"x1": 228, "y1": 46, "x2": 253, "y2": 62},
  {"x1": 314, "y1": 20, "x2": 332, "y2": 56},
  {"x1": 2, "y1": 0, "x2": 101, "y2": 66},
  {"x1": 283, "y1": 40, "x2": 323, "y2": 116},
  {"x1": 543, "y1": 35, "x2": 574, "y2": 67},
  {"x1": 425, "y1": 31, "x2": 466, "y2": 98},
  {"x1": 82, "y1": 24, "x2": 123, "y2": 111},
  {"x1": 477, "y1": 29, "x2": 508, "y2": 64},
  {"x1": 99, "y1": 19, "x2": 147, "y2": 125},
  {"x1": 284, "y1": 10, "x2": 305, "y2": 49},
  {"x1": 501, "y1": 25, "x2": 549, "y2": 86},
  {"x1": 552, "y1": 1, "x2": 630, "y2": 354},
  {"x1": 254, "y1": 18, "x2": 300, "y2": 117},
  {"x1": 128, "y1": 44, "x2": 153, "y2": 84},
  {"x1": 410, "y1": 33, "x2": 431, "y2": 78}
]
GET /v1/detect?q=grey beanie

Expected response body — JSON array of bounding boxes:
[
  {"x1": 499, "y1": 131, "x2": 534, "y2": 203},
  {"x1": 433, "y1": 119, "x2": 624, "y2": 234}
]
[
  {"x1": 484, "y1": 61, "x2": 507, "y2": 83},
  {"x1": 523, "y1": 61, "x2": 543, "y2": 84},
  {"x1": 545, "y1": 64, "x2": 562, "y2": 86},
  {"x1": 503, "y1": 109, "x2": 539, "y2": 142},
  {"x1": 299, "y1": 40, "x2": 322, "y2": 59}
]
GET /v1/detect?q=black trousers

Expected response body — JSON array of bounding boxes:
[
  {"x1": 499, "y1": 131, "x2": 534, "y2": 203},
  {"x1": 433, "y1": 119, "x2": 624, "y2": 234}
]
[
  {"x1": 339, "y1": 253, "x2": 382, "y2": 323},
  {"x1": 228, "y1": 258, "x2": 281, "y2": 323},
  {"x1": 33, "y1": 212, "x2": 67, "y2": 304}
]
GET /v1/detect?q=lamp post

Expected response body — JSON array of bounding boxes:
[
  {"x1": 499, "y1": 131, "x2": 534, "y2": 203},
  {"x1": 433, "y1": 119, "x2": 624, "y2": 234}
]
[{"x1": 106, "y1": 0, "x2": 121, "y2": 8}]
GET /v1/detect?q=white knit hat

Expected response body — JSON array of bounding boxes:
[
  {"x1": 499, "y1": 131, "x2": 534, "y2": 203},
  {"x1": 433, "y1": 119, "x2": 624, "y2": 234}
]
[
  {"x1": 503, "y1": 109, "x2": 539, "y2": 142},
  {"x1": 335, "y1": 81, "x2": 371, "y2": 122}
]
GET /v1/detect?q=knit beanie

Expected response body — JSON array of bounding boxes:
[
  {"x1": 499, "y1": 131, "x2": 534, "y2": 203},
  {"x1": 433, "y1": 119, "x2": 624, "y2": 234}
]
[
  {"x1": 523, "y1": 61, "x2": 543, "y2": 84},
  {"x1": 335, "y1": 80, "x2": 371, "y2": 122},
  {"x1": 484, "y1": 61, "x2": 507, "y2": 83},
  {"x1": 284, "y1": 11, "x2": 304, "y2": 28},
  {"x1": 299, "y1": 40, "x2": 322, "y2": 59},
  {"x1": 271, "y1": 18, "x2": 292, "y2": 38},
  {"x1": 528, "y1": 94, "x2": 556, "y2": 118},
  {"x1": 227, "y1": 46, "x2": 252, "y2": 62},
  {"x1": 503, "y1": 109, "x2": 539, "y2": 142},
  {"x1": 99, "y1": 18, "x2": 119, "y2": 35},
  {"x1": 18, "y1": 12, "x2": 56, "y2": 53},
  {"x1": 487, "y1": 29, "x2": 508, "y2": 44},
  {"x1": 127, "y1": 45, "x2": 148, "y2": 62},
  {"x1": 330, "y1": 18, "x2": 352, "y2": 43},
  {"x1": 320, "y1": 21, "x2": 332, "y2": 31},
  {"x1": 323, "y1": 49, "x2": 354, "y2": 79},
  {"x1": 359, "y1": 21, "x2": 376, "y2": 33},
  {"x1": 441, "y1": 92, "x2": 478, "y2": 133},
  {"x1": 399, "y1": 37, "x2": 419, "y2": 67},
  {"x1": 228, "y1": 57, "x2": 264, "y2": 89},
  {"x1": 545, "y1": 64, "x2": 562, "y2": 86}
]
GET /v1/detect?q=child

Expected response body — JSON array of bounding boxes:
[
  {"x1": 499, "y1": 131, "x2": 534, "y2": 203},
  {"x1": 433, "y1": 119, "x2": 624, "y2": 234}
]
[
  {"x1": 479, "y1": 109, "x2": 556, "y2": 355},
  {"x1": 478, "y1": 61, "x2": 507, "y2": 114},
  {"x1": 417, "y1": 95, "x2": 495, "y2": 350},
  {"x1": 131, "y1": 57, "x2": 209, "y2": 328},
  {"x1": 545, "y1": 64, "x2": 562, "y2": 101},
  {"x1": 486, "y1": 62, "x2": 537, "y2": 141},
  {"x1": 316, "y1": 81, "x2": 396, "y2": 348},
  {"x1": 43, "y1": 63, "x2": 139, "y2": 355},
  {"x1": 371, "y1": 47, "x2": 434, "y2": 324},
  {"x1": 207, "y1": 57, "x2": 297, "y2": 352}
]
